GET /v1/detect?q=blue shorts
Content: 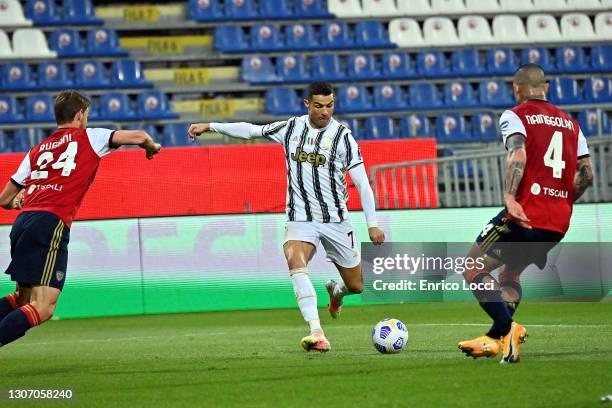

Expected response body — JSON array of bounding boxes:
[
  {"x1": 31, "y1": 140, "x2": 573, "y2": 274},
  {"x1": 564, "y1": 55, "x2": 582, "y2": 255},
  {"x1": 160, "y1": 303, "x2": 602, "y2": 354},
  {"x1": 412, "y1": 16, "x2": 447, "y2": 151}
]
[{"x1": 5, "y1": 211, "x2": 70, "y2": 290}]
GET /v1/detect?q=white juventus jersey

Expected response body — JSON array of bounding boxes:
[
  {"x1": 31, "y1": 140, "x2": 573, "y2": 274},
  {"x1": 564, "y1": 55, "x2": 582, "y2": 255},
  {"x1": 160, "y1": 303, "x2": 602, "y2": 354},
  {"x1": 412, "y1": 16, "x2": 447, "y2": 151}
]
[{"x1": 259, "y1": 115, "x2": 363, "y2": 223}]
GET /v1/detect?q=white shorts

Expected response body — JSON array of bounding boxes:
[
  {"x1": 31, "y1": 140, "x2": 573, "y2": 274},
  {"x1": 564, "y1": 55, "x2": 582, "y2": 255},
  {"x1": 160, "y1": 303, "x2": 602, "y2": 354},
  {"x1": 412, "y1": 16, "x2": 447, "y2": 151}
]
[{"x1": 284, "y1": 221, "x2": 361, "y2": 268}]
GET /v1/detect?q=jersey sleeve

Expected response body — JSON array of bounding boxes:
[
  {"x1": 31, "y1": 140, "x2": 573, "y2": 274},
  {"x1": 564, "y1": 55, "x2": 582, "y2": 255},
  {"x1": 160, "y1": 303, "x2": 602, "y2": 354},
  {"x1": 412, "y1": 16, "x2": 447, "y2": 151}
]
[
  {"x1": 577, "y1": 128, "x2": 590, "y2": 158},
  {"x1": 499, "y1": 110, "x2": 527, "y2": 146},
  {"x1": 87, "y1": 128, "x2": 117, "y2": 158},
  {"x1": 341, "y1": 130, "x2": 363, "y2": 171},
  {"x1": 260, "y1": 121, "x2": 288, "y2": 144},
  {"x1": 11, "y1": 152, "x2": 31, "y2": 187}
]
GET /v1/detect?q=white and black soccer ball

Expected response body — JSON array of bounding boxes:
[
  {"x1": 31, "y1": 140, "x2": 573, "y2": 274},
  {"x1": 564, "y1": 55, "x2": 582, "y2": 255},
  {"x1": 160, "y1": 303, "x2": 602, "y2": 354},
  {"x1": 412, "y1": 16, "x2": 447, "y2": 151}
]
[{"x1": 371, "y1": 318, "x2": 409, "y2": 354}]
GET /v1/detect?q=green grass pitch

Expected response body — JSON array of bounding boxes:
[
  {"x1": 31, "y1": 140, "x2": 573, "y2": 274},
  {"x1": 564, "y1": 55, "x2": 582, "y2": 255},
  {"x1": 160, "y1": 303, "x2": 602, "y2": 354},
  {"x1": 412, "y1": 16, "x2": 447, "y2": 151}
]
[{"x1": 1, "y1": 302, "x2": 611, "y2": 407}]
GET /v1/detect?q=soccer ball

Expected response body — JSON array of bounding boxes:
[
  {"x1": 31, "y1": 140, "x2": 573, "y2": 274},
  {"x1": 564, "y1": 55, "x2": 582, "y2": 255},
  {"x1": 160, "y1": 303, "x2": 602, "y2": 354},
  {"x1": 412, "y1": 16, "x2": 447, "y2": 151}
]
[{"x1": 371, "y1": 318, "x2": 409, "y2": 354}]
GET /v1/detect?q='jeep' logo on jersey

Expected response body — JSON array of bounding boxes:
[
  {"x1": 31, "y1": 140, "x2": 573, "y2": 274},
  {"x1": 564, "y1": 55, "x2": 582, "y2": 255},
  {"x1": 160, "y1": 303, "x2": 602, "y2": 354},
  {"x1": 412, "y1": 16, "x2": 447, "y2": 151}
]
[{"x1": 291, "y1": 148, "x2": 326, "y2": 167}]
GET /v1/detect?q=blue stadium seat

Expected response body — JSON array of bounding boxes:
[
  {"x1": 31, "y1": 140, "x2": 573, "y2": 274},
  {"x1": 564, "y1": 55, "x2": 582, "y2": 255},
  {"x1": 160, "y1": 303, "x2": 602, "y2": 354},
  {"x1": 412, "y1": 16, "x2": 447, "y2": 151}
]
[
  {"x1": 0, "y1": 96, "x2": 23, "y2": 123},
  {"x1": 487, "y1": 48, "x2": 518, "y2": 75},
  {"x1": 337, "y1": 118, "x2": 361, "y2": 139},
  {"x1": 260, "y1": 0, "x2": 293, "y2": 19},
  {"x1": 111, "y1": 60, "x2": 153, "y2": 88},
  {"x1": 584, "y1": 77, "x2": 611, "y2": 103},
  {"x1": 409, "y1": 83, "x2": 443, "y2": 110},
  {"x1": 381, "y1": 52, "x2": 416, "y2": 79},
  {"x1": 250, "y1": 24, "x2": 282, "y2": 51},
  {"x1": 265, "y1": 88, "x2": 302, "y2": 115},
  {"x1": 13, "y1": 129, "x2": 32, "y2": 152},
  {"x1": 451, "y1": 49, "x2": 487, "y2": 77},
  {"x1": 241, "y1": 56, "x2": 278, "y2": 83},
  {"x1": 75, "y1": 61, "x2": 111, "y2": 88},
  {"x1": 25, "y1": 0, "x2": 61, "y2": 25},
  {"x1": 163, "y1": 124, "x2": 191, "y2": 147},
  {"x1": 479, "y1": 80, "x2": 514, "y2": 108},
  {"x1": 50, "y1": 29, "x2": 86, "y2": 57},
  {"x1": 444, "y1": 82, "x2": 478, "y2": 108},
  {"x1": 548, "y1": 77, "x2": 582, "y2": 105},
  {"x1": 311, "y1": 54, "x2": 344, "y2": 81},
  {"x1": 38, "y1": 62, "x2": 72, "y2": 89},
  {"x1": 401, "y1": 114, "x2": 432, "y2": 138},
  {"x1": 556, "y1": 46, "x2": 589, "y2": 74},
  {"x1": 0, "y1": 131, "x2": 10, "y2": 153},
  {"x1": 364, "y1": 117, "x2": 397, "y2": 140},
  {"x1": 224, "y1": 0, "x2": 258, "y2": 20},
  {"x1": 436, "y1": 114, "x2": 469, "y2": 143},
  {"x1": 188, "y1": 0, "x2": 224, "y2": 21},
  {"x1": 100, "y1": 93, "x2": 136, "y2": 121},
  {"x1": 416, "y1": 51, "x2": 450, "y2": 78},
  {"x1": 472, "y1": 113, "x2": 497, "y2": 142},
  {"x1": 62, "y1": 0, "x2": 103, "y2": 24},
  {"x1": 276, "y1": 55, "x2": 309, "y2": 83},
  {"x1": 25, "y1": 95, "x2": 54, "y2": 123},
  {"x1": 347, "y1": 53, "x2": 379, "y2": 80},
  {"x1": 355, "y1": 21, "x2": 393, "y2": 48},
  {"x1": 320, "y1": 22, "x2": 354, "y2": 49},
  {"x1": 214, "y1": 26, "x2": 249, "y2": 53},
  {"x1": 336, "y1": 85, "x2": 372, "y2": 113},
  {"x1": 373, "y1": 85, "x2": 408, "y2": 111},
  {"x1": 87, "y1": 29, "x2": 128, "y2": 57},
  {"x1": 87, "y1": 98, "x2": 100, "y2": 121},
  {"x1": 1, "y1": 63, "x2": 36, "y2": 90},
  {"x1": 520, "y1": 47, "x2": 556, "y2": 75},
  {"x1": 294, "y1": 0, "x2": 331, "y2": 18},
  {"x1": 591, "y1": 44, "x2": 612, "y2": 72},
  {"x1": 284, "y1": 23, "x2": 318, "y2": 50},
  {"x1": 137, "y1": 92, "x2": 179, "y2": 120},
  {"x1": 578, "y1": 109, "x2": 606, "y2": 137},
  {"x1": 32, "y1": 128, "x2": 48, "y2": 146}
]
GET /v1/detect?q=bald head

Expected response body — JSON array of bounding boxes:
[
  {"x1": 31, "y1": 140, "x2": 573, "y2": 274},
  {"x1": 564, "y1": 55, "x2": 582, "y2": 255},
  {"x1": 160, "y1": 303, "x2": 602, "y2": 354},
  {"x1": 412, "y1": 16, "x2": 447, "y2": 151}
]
[{"x1": 512, "y1": 63, "x2": 548, "y2": 104}]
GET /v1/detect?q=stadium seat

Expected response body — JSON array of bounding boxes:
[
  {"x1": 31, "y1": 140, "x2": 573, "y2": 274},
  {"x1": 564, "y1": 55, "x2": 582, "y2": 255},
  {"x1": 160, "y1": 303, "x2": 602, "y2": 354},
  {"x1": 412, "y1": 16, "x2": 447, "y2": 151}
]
[
  {"x1": 423, "y1": 17, "x2": 462, "y2": 46},
  {"x1": 336, "y1": 85, "x2": 372, "y2": 113},
  {"x1": 465, "y1": 0, "x2": 500, "y2": 13},
  {"x1": 25, "y1": 0, "x2": 61, "y2": 25},
  {"x1": 567, "y1": 0, "x2": 606, "y2": 9},
  {"x1": 417, "y1": 51, "x2": 451, "y2": 78},
  {"x1": 401, "y1": 114, "x2": 432, "y2": 138},
  {"x1": 50, "y1": 28, "x2": 85, "y2": 57},
  {"x1": 409, "y1": 83, "x2": 443, "y2": 110},
  {"x1": 0, "y1": 96, "x2": 22, "y2": 123},
  {"x1": 347, "y1": 53, "x2": 379, "y2": 80},
  {"x1": 111, "y1": 60, "x2": 153, "y2": 88},
  {"x1": 294, "y1": 0, "x2": 331, "y2": 18},
  {"x1": 499, "y1": 0, "x2": 533, "y2": 12},
  {"x1": 487, "y1": 47, "x2": 518, "y2": 75},
  {"x1": 87, "y1": 29, "x2": 128, "y2": 57},
  {"x1": 100, "y1": 93, "x2": 136, "y2": 121},
  {"x1": 224, "y1": 0, "x2": 258, "y2": 20},
  {"x1": 436, "y1": 114, "x2": 469, "y2": 143},
  {"x1": 397, "y1": 0, "x2": 434, "y2": 15},
  {"x1": 492, "y1": 15, "x2": 529, "y2": 43},
  {"x1": 213, "y1": 26, "x2": 248, "y2": 53},
  {"x1": 32, "y1": 128, "x2": 47, "y2": 146},
  {"x1": 444, "y1": 82, "x2": 478, "y2": 108},
  {"x1": 137, "y1": 92, "x2": 179, "y2": 120},
  {"x1": 86, "y1": 98, "x2": 99, "y2": 121},
  {"x1": 472, "y1": 112, "x2": 497, "y2": 141},
  {"x1": 521, "y1": 47, "x2": 556, "y2": 74},
  {"x1": 548, "y1": 77, "x2": 582, "y2": 105},
  {"x1": 241, "y1": 56, "x2": 278, "y2": 83},
  {"x1": 0, "y1": 0, "x2": 32, "y2": 27},
  {"x1": 125, "y1": 124, "x2": 160, "y2": 144},
  {"x1": 355, "y1": 21, "x2": 393, "y2": 48},
  {"x1": 362, "y1": 0, "x2": 398, "y2": 17},
  {"x1": 75, "y1": 61, "x2": 110, "y2": 88},
  {"x1": 13, "y1": 129, "x2": 31, "y2": 152},
  {"x1": 276, "y1": 55, "x2": 309, "y2": 83},
  {"x1": 38, "y1": 62, "x2": 72, "y2": 89},
  {"x1": 451, "y1": 49, "x2": 487, "y2": 76},
  {"x1": 259, "y1": 0, "x2": 293, "y2": 19},
  {"x1": 364, "y1": 117, "x2": 397, "y2": 140},
  {"x1": 389, "y1": 18, "x2": 426, "y2": 48},
  {"x1": 584, "y1": 77, "x2": 611, "y2": 103},
  {"x1": 381, "y1": 52, "x2": 416, "y2": 79},
  {"x1": 320, "y1": 22, "x2": 354, "y2": 49},
  {"x1": 578, "y1": 109, "x2": 607, "y2": 137},
  {"x1": 431, "y1": 0, "x2": 467, "y2": 13},
  {"x1": 265, "y1": 88, "x2": 302, "y2": 115},
  {"x1": 533, "y1": 0, "x2": 566, "y2": 11},
  {"x1": 527, "y1": 14, "x2": 562, "y2": 42},
  {"x1": 0, "y1": 131, "x2": 10, "y2": 153},
  {"x1": 458, "y1": 16, "x2": 494, "y2": 45},
  {"x1": 188, "y1": 0, "x2": 224, "y2": 21},
  {"x1": 556, "y1": 46, "x2": 590, "y2": 73},
  {"x1": 594, "y1": 12, "x2": 612, "y2": 40},
  {"x1": 25, "y1": 95, "x2": 54, "y2": 122},
  {"x1": 328, "y1": 0, "x2": 363, "y2": 18},
  {"x1": 560, "y1": 14, "x2": 597, "y2": 42},
  {"x1": 1, "y1": 63, "x2": 35, "y2": 90},
  {"x1": 12, "y1": 28, "x2": 56, "y2": 58},
  {"x1": 373, "y1": 85, "x2": 408, "y2": 111},
  {"x1": 250, "y1": 24, "x2": 281, "y2": 52},
  {"x1": 591, "y1": 44, "x2": 612, "y2": 72},
  {"x1": 337, "y1": 118, "x2": 360, "y2": 139},
  {"x1": 63, "y1": 0, "x2": 102, "y2": 25},
  {"x1": 163, "y1": 124, "x2": 191, "y2": 147},
  {"x1": 311, "y1": 54, "x2": 344, "y2": 81},
  {"x1": 285, "y1": 23, "x2": 318, "y2": 50},
  {"x1": 0, "y1": 30, "x2": 12, "y2": 57},
  {"x1": 479, "y1": 80, "x2": 514, "y2": 108}
]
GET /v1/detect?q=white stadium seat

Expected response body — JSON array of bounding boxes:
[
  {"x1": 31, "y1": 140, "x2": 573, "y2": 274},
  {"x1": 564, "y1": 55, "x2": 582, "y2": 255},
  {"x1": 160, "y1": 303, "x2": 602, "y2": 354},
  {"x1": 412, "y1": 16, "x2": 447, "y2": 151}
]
[
  {"x1": 0, "y1": 30, "x2": 13, "y2": 57},
  {"x1": 594, "y1": 12, "x2": 612, "y2": 40},
  {"x1": 431, "y1": 0, "x2": 467, "y2": 14},
  {"x1": 465, "y1": 0, "x2": 501, "y2": 13},
  {"x1": 389, "y1": 18, "x2": 426, "y2": 47},
  {"x1": 492, "y1": 15, "x2": 529, "y2": 43},
  {"x1": 560, "y1": 13, "x2": 597, "y2": 41},
  {"x1": 328, "y1": 0, "x2": 364, "y2": 18},
  {"x1": 566, "y1": 0, "x2": 605, "y2": 10},
  {"x1": 527, "y1": 14, "x2": 562, "y2": 42},
  {"x1": 458, "y1": 15, "x2": 494, "y2": 45},
  {"x1": 397, "y1": 0, "x2": 434, "y2": 16},
  {"x1": 499, "y1": 0, "x2": 533, "y2": 12},
  {"x1": 0, "y1": 0, "x2": 32, "y2": 27},
  {"x1": 533, "y1": 0, "x2": 567, "y2": 11},
  {"x1": 12, "y1": 28, "x2": 57, "y2": 58},
  {"x1": 362, "y1": 0, "x2": 398, "y2": 17},
  {"x1": 423, "y1": 17, "x2": 462, "y2": 46},
  {"x1": 602, "y1": 0, "x2": 612, "y2": 8}
]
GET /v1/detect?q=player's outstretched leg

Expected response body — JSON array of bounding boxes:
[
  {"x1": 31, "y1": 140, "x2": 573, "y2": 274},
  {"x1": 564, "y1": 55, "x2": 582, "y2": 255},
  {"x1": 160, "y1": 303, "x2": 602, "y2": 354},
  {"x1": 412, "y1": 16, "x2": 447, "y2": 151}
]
[
  {"x1": 326, "y1": 263, "x2": 363, "y2": 319},
  {"x1": 292, "y1": 268, "x2": 330, "y2": 352}
]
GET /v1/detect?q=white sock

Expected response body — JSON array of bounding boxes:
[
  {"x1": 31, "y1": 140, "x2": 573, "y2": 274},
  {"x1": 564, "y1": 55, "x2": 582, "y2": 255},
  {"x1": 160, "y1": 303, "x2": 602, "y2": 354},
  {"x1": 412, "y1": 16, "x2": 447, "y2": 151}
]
[
  {"x1": 333, "y1": 281, "x2": 350, "y2": 299},
  {"x1": 290, "y1": 269, "x2": 322, "y2": 334}
]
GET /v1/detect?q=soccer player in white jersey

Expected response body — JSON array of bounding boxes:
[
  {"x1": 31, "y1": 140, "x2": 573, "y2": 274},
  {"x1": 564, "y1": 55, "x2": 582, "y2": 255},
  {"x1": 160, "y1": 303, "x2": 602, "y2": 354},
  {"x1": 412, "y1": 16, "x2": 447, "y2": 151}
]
[{"x1": 188, "y1": 82, "x2": 385, "y2": 352}]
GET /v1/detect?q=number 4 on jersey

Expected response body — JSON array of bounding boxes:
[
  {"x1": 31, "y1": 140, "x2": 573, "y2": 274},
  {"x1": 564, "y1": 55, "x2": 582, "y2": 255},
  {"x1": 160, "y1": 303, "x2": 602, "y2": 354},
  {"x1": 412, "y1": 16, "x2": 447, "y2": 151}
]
[{"x1": 543, "y1": 131, "x2": 565, "y2": 179}]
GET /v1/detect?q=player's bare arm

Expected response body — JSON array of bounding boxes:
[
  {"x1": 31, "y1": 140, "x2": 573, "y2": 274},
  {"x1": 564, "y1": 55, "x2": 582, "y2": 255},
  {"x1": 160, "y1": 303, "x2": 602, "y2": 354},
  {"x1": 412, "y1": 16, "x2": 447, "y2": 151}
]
[
  {"x1": 111, "y1": 130, "x2": 161, "y2": 160},
  {"x1": 573, "y1": 156, "x2": 593, "y2": 201},
  {"x1": 0, "y1": 181, "x2": 23, "y2": 210},
  {"x1": 503, "y1": 133, "x2": 531, "y2": 229}
]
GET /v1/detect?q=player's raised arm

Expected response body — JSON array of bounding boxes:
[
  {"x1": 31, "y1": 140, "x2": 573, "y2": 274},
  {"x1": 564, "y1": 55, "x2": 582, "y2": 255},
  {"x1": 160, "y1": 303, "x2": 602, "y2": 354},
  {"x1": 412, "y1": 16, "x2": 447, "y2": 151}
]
[
  {"x1": 111, "y1": 130, "x2": 161, "y2": 160},
  {"x1": 188, "y1": 121, "x2": 287, "y2": 144}
]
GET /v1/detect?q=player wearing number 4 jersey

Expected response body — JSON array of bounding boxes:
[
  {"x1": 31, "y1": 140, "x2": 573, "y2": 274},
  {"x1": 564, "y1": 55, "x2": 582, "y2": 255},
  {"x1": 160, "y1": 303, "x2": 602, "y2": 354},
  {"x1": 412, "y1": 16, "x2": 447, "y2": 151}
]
[
  {"x1": 0, "y1": 90, "x2": 161, "y2": 348},
  {"x1": 458, "y1": 64, "x2": 593, "y2": 363},
  {"x1": 188, "y1": 82, "x2": 385, "y2": 352}
]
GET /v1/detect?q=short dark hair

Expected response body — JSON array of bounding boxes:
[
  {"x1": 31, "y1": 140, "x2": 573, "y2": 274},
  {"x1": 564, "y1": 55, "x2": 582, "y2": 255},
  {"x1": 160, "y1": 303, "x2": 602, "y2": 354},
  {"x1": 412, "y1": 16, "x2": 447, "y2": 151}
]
[
  {"x1": 514, "y1": 63, "x2": 546, "y2": 87},
  {"x1": 54, "y1": 90, "x2": 90, "y2": 125},
  {"x1": 307, "y1": 81, "x2": 334, "y2": 100}
]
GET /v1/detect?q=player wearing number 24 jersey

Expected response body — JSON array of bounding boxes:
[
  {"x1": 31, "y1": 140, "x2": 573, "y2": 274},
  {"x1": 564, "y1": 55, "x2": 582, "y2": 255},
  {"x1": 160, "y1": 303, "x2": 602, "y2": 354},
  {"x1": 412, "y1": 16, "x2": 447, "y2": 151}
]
[{"x1": 0, "y1": 90, "x2": 161, "y2": 349}]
